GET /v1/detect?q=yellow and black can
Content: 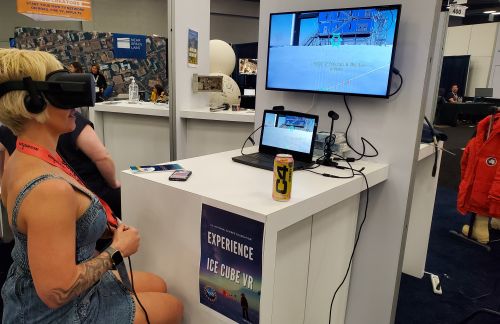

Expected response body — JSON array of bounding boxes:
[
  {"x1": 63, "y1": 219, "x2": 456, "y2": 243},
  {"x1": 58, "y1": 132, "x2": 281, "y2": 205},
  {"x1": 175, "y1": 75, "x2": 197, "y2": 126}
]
[{"x1": 273, "y1": 154, "x2": 294, "y2": 201}]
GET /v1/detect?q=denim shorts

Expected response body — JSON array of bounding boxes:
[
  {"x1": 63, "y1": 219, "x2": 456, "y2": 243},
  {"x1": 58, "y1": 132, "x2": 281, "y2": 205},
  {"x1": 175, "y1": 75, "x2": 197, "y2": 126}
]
[{"x1": 2, "y1": 267, "x2": 135, "y2": 324}]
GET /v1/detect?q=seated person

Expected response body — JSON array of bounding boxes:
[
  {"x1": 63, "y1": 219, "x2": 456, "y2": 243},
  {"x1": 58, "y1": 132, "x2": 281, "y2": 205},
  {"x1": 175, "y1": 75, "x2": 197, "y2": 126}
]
[
  {"x1": 0, "y1": 112, "x2": 121, "y2": 218},
  {"x1": 0, "y1": 48, "x2": 182, "y2": 324},
  {"x1": 68, "y1": 61, "x2": 83, "y2": 73},
  {"x1": 150, "y1": 84, "x2": 168, "y2": 103},
  {"x1": 447, "y1": 84, "x2": 461, "y2": 103}
]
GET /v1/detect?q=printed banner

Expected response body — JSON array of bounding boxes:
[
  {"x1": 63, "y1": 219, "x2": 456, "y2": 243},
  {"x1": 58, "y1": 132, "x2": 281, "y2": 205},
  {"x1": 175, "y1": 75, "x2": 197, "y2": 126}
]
[
  {"x1": 17, "y1": 0, "x2": 92, "y2": 21},
  {"x1": 200, "y1": 204, "x2": 264, "y2": 324},
  {"x1": 188, "y1": 29, "x2": 199, "y2": 67},
  {"x1": 113, "y1": 33, "x2": 147, "y2": 59}
]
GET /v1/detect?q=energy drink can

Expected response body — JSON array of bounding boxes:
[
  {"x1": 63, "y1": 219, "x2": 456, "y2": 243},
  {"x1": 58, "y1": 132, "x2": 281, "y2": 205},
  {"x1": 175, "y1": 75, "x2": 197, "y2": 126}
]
[{"x1": 273, "y1": 154, "x2": 294, "y2": 201}]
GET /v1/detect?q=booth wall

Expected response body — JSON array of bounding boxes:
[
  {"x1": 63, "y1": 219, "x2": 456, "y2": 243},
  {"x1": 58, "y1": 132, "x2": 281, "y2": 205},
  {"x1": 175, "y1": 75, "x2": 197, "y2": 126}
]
[
  {"x1": 82, "y1": 0, "x2": 168, "y2": 37},
  {"x1": 210, "y1": 0, "x2": 259, "y2": 44},
  {"x1": 489, "y1": 27, "x2": 500, "y2": 97},
  {"x1": 211, "y1": 15, "x2": 259, "y2": 44},
  {"x1": 0, "y1": 0, "x2": 168, "y2": 48},
  {"x1": 444, "y1": 22, "x2": 499, "y2": 96},
  {"x1": 14, "y1": 27, "x2": 167, "y2": 95},
  {"x1": 170, "y1": 0, "x2": 211, "y2": 159},
  {"x1": 256, "y1": 1, "x2": 441, "y2": 323}
]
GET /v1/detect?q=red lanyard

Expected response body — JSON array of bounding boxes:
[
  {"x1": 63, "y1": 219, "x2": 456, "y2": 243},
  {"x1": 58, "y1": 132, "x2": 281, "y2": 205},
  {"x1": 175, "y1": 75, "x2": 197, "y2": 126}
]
[{"x1": 16, "y1": 139, "x2": 118, "y2": 227}]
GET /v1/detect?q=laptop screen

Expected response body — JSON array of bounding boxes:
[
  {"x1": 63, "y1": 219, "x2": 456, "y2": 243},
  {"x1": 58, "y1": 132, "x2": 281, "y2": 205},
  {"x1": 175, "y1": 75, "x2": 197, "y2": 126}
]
[{"x1": 259, "y1": 110, "x2": 318, "y2": 161}]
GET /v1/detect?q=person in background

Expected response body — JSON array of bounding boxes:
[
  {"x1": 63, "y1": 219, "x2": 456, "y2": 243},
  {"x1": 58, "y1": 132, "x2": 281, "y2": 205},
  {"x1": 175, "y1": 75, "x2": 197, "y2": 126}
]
[
  {"x1": 0, "y1": 48, "x2": 182, "y2": 324},
  {"x1": 447, "y1": 84, "x2": 461, "y2": 103},
  {"x1": 150, "y1": 84, "x2": 167, "y2": 103},
  {"x1": 69, "y1": 62, "x2": 90, "y2": 118},
  {"x1": 90, "y1": 64, "x2": 107, "y2": 102},
  {"x1": 0, "y1": 112, "x2": 121, "y2": 218},
  {"x1": 68, "y1": 61, "x2": 83, "y2": 73}
]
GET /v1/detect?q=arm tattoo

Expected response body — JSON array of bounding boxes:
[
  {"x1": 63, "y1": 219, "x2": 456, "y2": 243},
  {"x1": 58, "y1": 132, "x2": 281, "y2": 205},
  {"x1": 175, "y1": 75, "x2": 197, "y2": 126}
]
[{"x1": 50, "y1": 252, "x2": 112, "y2": 305}]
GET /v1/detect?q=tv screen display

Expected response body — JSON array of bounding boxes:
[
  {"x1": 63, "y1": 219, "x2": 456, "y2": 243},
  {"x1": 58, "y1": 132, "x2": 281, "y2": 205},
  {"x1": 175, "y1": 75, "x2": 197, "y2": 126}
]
[{"x1": 266, "y1": 5, "x2": 401, "y2": 98}]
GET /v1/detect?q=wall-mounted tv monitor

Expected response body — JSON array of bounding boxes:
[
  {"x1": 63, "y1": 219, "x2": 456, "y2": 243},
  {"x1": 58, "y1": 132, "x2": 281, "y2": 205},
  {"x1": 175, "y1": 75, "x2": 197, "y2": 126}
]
[{"x1": 266, "y1": 5, "x2": 401, "y2": 98}]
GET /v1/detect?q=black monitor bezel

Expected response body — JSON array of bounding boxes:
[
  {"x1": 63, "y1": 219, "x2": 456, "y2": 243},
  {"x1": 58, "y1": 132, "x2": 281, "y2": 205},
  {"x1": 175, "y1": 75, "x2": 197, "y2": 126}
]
[
  {"x1": 265, "y1": 4, "x2": 402, "y2": 99},
  {"x1": 259, "y1": 109, "x2": 319, "y2": 162}
]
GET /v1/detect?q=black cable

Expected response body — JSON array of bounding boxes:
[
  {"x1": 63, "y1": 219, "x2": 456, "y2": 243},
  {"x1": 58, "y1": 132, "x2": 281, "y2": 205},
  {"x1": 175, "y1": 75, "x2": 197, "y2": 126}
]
[
  {"x1": 423, "y1": 116, "x2": 438, "y2": 177},
  {"x1": 328, "y1": 168, "x2": 370, "y2": 324},
  {"x1": 389, "y1": 72, "x2": 403, "y2": 97},
  {"x1": 128, "y1": 257, "x2": 151, "y2": 324},
  {"x1": 343, "y1": 95, "x2": 379, "y2": 161},
  {"x1": 240, "y1": 125, "x2": 262, "y2": 156}
]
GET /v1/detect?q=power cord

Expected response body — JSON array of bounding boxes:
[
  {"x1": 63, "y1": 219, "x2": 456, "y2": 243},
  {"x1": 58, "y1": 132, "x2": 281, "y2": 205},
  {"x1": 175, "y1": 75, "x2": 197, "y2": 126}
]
[
  {"x1": 328, "y1": 166, "x2": 370, "y2": 324},
  {"x1": 240, "y1": 125, "x2": 262, "y2": 156},
  {"x1": 128, "y1": 257, "x2": 151, "y2": 324},
  {"x1": 389, "y1": 68, "x2": 403, "y2": 97},
  {"x1": 343, "y1": 95, "x2": 379, "y2": 161},
  {"x1": 423, "y1": 116, "x2": 438, "y2": 177}
]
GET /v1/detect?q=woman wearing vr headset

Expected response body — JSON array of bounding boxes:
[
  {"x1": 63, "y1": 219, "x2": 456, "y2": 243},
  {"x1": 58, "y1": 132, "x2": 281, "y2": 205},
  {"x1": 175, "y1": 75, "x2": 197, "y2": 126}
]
[{"x1": 0, "y1": 49, "x2": 183, "y2": 323}]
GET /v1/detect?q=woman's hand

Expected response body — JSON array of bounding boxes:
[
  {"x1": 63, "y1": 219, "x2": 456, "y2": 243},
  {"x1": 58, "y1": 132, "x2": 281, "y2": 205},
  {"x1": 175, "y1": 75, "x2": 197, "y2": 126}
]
[{"x1": 111, "y1": 224, "x2": 140, "y2": 257}]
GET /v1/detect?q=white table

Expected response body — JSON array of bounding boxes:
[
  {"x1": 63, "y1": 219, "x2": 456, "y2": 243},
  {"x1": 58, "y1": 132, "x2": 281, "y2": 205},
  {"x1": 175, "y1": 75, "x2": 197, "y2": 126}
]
[
  {"x1": 402, "y1": 143, "x2": 443, "y2": 278},
  {"x1": 89, "y1": 102, "x2": 170, "y2": 177},
  {"x1": 121, "y1": 148, "x2": 389, "y2": 324},
  {"x1": 179, "y1": 107, "x2": 255, "y2": 158}
]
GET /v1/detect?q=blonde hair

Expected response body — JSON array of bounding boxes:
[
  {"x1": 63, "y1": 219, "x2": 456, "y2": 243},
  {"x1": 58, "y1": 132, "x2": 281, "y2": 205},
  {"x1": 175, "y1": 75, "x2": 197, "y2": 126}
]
[{"x1": 0, "y1": 48, "x2": 63, "y2": 135}]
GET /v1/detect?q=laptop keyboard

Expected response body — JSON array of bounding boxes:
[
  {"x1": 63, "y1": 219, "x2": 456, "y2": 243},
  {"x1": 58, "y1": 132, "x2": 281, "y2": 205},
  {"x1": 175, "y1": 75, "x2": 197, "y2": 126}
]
[{"x1": 233, "y1": 153, "x2": 312, "y2": 171}]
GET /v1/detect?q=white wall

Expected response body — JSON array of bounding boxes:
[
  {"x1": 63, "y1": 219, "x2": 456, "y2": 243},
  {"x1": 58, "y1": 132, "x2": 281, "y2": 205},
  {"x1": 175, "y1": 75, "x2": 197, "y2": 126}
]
[
  {"x1": 210, "y1": 0, "x2": 259, "y2": 44},
  {"x1": 425, "y1": 12, "x2": 449, "y2": 123},
  {"x1": 256, "y1": 1, "x2": 441, "y2": 324},
  {"x1": 444, "y1": 23, "x2": 499, "y2": 96},
  {"x1": 488, "y1": 27, "x2": 500, "y2": 97},
  {"x1": 211, "y1": 14, "x2": 259, "y2": 44},
  {"x1": 0, "y1": 0, "x2": 168, "y2": 48},
  {"x1": 82, "y1": 0, "x2": 168, "y2": 36},
  {"x1": 170, "y1": 0, "x2": 210, "y2": 159}
]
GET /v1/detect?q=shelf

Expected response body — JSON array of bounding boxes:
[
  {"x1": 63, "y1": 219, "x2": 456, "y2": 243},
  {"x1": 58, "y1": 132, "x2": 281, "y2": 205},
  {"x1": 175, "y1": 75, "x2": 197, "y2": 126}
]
[
  {"x1": 93, "y1": 102, "x2": 169, "y2": 117},
  {"x1": 179, "y1": 107, "x2": 255, "y2": 123}
]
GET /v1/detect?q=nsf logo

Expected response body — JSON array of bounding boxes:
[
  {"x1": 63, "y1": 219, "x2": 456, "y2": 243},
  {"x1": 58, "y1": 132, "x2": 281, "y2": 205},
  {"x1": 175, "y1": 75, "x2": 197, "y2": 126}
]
[
  {"x1": 204, "y1": 286, "x2": 217, "y2": 303},
  {"x1": 486, "y1": 157, "x2": 497, "y2": 167}
]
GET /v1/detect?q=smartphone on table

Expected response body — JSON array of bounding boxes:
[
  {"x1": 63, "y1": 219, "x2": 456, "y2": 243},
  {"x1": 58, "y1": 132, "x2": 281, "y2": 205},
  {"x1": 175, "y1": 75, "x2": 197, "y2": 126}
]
[{"x1": 169, "y1": 170, "x2": 192, "y2": 181}]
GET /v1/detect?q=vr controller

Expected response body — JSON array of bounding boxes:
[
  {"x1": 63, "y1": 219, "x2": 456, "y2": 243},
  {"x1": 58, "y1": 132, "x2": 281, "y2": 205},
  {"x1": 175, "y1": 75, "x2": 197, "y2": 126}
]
[{"x1": 0, "y1": 70, "x2": 96, "y2": 114}]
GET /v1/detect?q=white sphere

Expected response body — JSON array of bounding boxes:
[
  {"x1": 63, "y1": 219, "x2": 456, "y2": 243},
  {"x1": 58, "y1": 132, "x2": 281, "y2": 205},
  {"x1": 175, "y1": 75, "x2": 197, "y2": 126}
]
[
  {"x1": 209, "y1": 73, "x2": 241, "y2": 107},
  {"x1": 209, "y1": 39, "x2": 236, "y2": 75}
]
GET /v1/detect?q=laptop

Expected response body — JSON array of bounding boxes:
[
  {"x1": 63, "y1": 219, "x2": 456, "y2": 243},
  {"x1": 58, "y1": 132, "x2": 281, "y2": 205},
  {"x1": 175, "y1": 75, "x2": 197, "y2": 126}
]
[{"x1": 232, "y1": 110, "x2": 319, "y2": 171}]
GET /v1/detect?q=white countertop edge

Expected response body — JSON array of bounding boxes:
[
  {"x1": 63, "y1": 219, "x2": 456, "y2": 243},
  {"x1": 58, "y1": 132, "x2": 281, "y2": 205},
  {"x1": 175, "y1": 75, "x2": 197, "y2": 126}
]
[
  {"x1": 418, "y1": 143, "x2": 438, "y2": 161},
  {"x1": 92, "y1": 103, "x2": 169, "y2": 117},
  {"x1": 179, "y1": 109, "x2": 255, "y2": 123},
  {"x1": 121, "y1": 158, "x2": 389, "y2": 224}
]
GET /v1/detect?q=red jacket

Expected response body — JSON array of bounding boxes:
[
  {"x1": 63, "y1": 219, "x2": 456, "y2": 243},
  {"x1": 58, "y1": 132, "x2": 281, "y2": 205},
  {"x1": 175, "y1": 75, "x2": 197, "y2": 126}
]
[{"x1": 457, "y1": 113, "x2": 500, "y2": 217}]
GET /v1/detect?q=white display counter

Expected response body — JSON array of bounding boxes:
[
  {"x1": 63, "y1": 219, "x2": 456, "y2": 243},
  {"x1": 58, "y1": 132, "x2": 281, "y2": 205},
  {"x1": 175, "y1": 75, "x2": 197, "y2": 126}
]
[
  {"x1": 121, "y1": 147, "x2": 389, "y2": 324},
  {"x1": 402, "y1": 143, "x2": 443, "y2": 278},
  {"x1": 179, "y1": 107, "x2": 255, "y2": 158},
  {"x1": 89, "y1": 102, "x2": 170, "y2": 177}
]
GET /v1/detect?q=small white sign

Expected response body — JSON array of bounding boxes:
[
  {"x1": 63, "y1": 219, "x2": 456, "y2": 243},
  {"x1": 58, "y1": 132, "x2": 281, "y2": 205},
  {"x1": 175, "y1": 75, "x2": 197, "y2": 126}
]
[
  {"x1": 449, "y1": 4, "x2": 467, "y2": 17},
  {"x1": 453, "y1": 0, "x2": 468, "y2": 4},
  {"x1": 116, "y1": 37, "x2": 131, "y2": 49}
]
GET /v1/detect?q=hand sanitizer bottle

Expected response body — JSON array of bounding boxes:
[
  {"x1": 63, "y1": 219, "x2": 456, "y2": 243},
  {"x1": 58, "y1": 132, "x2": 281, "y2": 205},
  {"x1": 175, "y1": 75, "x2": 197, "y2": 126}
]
[{"x1": 128, "y1": 77, "x2": 139, "y2": 103}]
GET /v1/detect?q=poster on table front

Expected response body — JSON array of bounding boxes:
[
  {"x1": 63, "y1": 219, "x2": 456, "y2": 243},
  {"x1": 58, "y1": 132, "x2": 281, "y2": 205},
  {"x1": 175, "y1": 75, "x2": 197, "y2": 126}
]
[
  {"x1": 200, "y1": 204, "x2": 263, "y2": 324},
  {"x1": 188, "y1": 29, "x2": 199, "y2": 67}
]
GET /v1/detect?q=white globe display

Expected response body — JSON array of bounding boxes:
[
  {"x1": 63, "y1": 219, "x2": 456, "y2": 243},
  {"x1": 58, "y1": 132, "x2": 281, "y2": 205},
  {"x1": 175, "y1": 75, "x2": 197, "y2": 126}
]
[
  {"x1": 209, "y1": 39, "x2": 236, "y2": 75},
  {"x1": 209, "y1": 72, "x2": 241, "y2": 107}
]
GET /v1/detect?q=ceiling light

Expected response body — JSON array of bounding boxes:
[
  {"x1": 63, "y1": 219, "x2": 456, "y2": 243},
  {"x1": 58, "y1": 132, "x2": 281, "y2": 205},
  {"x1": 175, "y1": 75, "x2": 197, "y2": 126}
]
[
  {"x1": 492, "y1": 12, "x2": 500, "y2": 15},
  {"x1": 484, "y1": 10, "x2": 496, "y2": 14}
]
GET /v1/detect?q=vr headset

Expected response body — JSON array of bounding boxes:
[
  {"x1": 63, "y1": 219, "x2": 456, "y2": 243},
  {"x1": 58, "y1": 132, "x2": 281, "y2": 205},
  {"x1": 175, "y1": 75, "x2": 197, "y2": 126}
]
[{"x1": 0, "y1": 70, "x2": 96, "y2": 114}]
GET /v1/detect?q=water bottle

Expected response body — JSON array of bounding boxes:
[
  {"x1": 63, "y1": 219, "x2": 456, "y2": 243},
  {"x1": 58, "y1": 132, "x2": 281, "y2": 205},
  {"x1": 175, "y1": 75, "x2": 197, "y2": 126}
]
[{"x1": 128, "y1": 77, "x2": 139, "y2": 103}]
